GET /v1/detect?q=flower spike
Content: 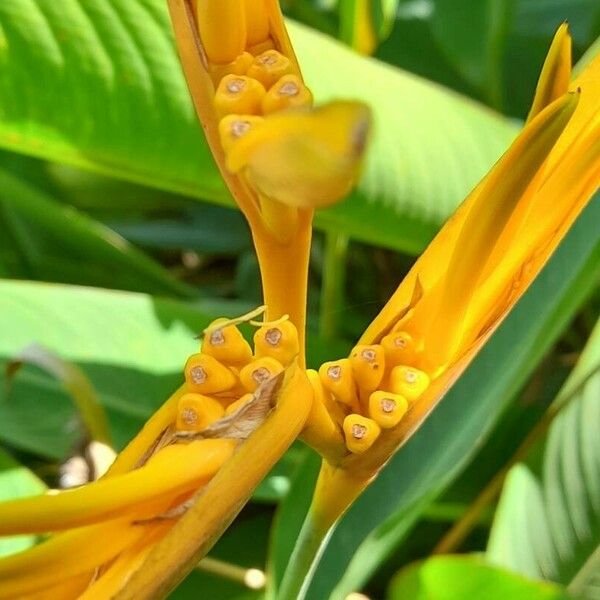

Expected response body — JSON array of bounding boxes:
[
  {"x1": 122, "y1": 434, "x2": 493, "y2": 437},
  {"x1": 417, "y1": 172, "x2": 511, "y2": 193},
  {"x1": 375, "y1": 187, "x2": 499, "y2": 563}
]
[
  {"x1": 168, "y1": 0, "x2": 371, "y2": 358},
  {"x1": 425, "y1": 90, "x2": 579, "y2": 367}
]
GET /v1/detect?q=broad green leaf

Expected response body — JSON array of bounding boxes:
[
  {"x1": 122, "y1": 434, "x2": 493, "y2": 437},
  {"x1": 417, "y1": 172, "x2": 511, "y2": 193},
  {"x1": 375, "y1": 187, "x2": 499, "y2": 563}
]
[
  {"x1": 0, "y1": 280, "x2": 212, "y2": 457},
  {"x1": 431, "y1": 0, "x2": 514, "y2": 107},
  {"x1": 0, "y1": 165, "x2": 194, "y2": 296},
  {"x1": 270, "y1": 195, "x2": 600, "y2": 599},
  {"x1": 487, "y1": 317, "x2": 600, "y2": 599},
  {"x1": 0, "y1": 1, "x2": 517, "y2": 254},
  {"x1": 513, "y1": 0, "x2": 600, "y2": 46},
  {"x1": 389, "y1": 556, "x2": 570, "y2": 600},
  {"x1": 0, "y1": 448, "x2": 45, "y2": 558}
]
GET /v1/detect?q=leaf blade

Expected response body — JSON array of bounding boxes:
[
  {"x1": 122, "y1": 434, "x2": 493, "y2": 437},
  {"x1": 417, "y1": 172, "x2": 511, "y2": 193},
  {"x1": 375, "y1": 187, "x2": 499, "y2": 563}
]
[{"x1": 0, "y1": 1, "x2": 517, "y2": 253}]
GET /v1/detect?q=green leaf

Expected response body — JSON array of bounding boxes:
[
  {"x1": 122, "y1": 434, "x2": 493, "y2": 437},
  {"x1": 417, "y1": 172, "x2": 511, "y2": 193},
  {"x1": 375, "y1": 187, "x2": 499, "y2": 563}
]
[
  {"x1": 431, "y1": 0, "x2": 514, "y2": 108},
  {"x1": 0, "y1": 280, "x2": 220, "y2": 458},
  {"x1": 0, "y1": 1, "x2": 517, "y2": 254},
  {"x1": 487, "y1": 317, "x2": 600, "y2": 598},
  {"x1": 6, "y1": 344, "x2": 113, "y2": 445},
  {"x1": 0, "y1": 165, "x2": 194, "y2": 296},
  {"x1": 0, "y1": 448, "x2": 45, "y2": 558},
  {"x1": 388, "y1": 556, "x2": 570, "y2": 600},
  {"x1": 270, "y1": 195, "x2": 600, "y2": 599},
  {"x1": 513, "y1": 0, "x2": 600, "y2": 47}
]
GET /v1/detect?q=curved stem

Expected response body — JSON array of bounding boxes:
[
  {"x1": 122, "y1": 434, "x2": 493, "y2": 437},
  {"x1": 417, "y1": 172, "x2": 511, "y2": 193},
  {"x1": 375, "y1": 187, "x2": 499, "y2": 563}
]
[{"x1": 252, "y1": 211, "x2": 313, "y2": 368}]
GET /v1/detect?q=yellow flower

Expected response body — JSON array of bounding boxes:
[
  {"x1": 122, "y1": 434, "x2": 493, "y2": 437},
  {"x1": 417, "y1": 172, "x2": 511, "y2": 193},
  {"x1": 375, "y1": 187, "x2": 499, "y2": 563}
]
[
  {"x1": 168, "y1": 0, "x2": 371, "y2": 362},
  {"x1": 304, "y1": 21, "x2": 600, "y2": 547}
]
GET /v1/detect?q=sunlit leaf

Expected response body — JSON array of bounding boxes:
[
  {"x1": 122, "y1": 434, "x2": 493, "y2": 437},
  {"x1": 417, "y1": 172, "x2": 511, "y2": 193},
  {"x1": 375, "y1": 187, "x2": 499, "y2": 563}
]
[
  {"x1": 0, "y1": 0, "x2": 517, "y2": 254},
  {"x1": 0, "y1": 448, "x2": 45, "y2": 559},
  {"x1": 389, "y1": 556, "x2": 570, "y2": 600}
]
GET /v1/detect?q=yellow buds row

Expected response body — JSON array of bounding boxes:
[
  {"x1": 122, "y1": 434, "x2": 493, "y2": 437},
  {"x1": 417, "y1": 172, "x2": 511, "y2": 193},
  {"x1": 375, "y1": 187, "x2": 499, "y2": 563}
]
[
  {"x1": 213, "y1": 49, "x2": 312, "y2": 118},
  {"x1": 213, "y1": 66, "x2": 312, "y2": 120},
  {"x1": 314, "y1": 333, "x2": 430, "y2": 454},
  {"x1": 177, "y1": 314, "x2": 300, "y2": 433}
]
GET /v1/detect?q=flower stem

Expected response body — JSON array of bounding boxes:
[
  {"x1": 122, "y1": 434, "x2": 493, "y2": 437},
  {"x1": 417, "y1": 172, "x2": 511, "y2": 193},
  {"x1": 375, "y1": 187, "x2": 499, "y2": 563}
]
[
  {"x1": 277, "y1": 511, "x2": 335, "y2": 600},
  {"x1": 252, "y1": 212, "x2": 313, "y2": 368},
  {"x1": 319, "y1": 231, "x2": 350, "y2": 342},
  {"x1": 197, "y1": 557, "x2": 266, "y2": 589}
]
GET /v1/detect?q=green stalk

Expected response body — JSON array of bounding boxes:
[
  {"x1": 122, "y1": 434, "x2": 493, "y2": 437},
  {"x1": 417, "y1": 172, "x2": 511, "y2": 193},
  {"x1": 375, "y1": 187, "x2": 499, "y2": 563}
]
[
  {"x1": 319, "y1": 231, "x2": 350, "y2": 341},
  {"x1": 277, "y1": 512, "x2": 335, "y2": 600}
]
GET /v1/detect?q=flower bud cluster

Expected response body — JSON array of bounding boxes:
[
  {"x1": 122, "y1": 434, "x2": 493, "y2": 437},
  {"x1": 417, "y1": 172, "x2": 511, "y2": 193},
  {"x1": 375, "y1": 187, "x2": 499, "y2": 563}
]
[
  {"x1": 194, "y1": 1, "x2": 312, "y2": 163},
  {"x1": 177, "y1": 316, "x2": 300, "y2": 432},
  {"x1": 315, "y1": 329, "x2": 430, "y2": 454}
]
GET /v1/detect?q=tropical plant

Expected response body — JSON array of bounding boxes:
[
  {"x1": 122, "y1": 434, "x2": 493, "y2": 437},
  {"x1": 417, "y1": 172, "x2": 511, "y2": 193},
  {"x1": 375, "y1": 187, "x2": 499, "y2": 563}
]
[{"x1": 0, "y1": 1, "x2": 598, "y2": 599}]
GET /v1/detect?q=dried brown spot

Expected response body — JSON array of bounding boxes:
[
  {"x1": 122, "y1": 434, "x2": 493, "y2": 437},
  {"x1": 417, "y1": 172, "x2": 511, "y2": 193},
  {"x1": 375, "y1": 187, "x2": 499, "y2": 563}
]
[
  {"x1": 394, "y1": 336, "x2": 407, "y2": 348},
  {"x1": 181, "y1": 407, "x2": 198, "y2": 425},
  {"x1": 258, "y1": 53, "x2": 278, "y2": 66},
  {"x1": 381, "y1": 398, "x2": 396, "y2": 413},
  {"x1": 278, "y1": 81, "x2": 299, "y2": 96},
  {"x1": 404, "y1": 370, "x2": 417, "y2": 384},
  {"x1": 327, "y1": 365, "x2": 342, "y2": 381},
  {"x1": 352, "y1": 424, "x2": 367, "y2": 440},
  {"x1": 252, "y1": 367, "x2": 271, "y2": 384},
  {"x1": 227, "y1": 79, "x2": 245, "y2": 94},
  {"x1": 361, "y1": 349, "x2": 377, "y2": 362},
  {"x1": 231, "y1": 120, "x2": 252, "y2": 138},
  {"x1": 190, "y1": 366, "x2": 207, "y2": 385},
  {"x1": 265, "y1": 328, "x2": 282, "y2": 347},
  {"x1": 209, "y1": 329, "x2": 225, "y2": 346}
]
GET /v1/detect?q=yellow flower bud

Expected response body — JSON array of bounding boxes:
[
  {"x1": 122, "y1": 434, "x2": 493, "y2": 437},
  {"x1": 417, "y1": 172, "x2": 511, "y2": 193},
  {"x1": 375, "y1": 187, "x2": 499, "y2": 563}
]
[
  {"x1": 209, "y1": 51, "x2": 254, "y2": 86},
  {"x1": 261, "y1": 74, "x2": 313, "y2": 114},
  {"x1": 202, "y1": 317, "x2": 253, "y2": 366},
  {"x1": 368, "y1": 391, "x2": 408, "y2": 429},
  {"x1": 389, "y1": 366, "x2": 430, "y2": 402},
  {"x1": 239, "y1": 356, "x2": 284, "y2": 392},
  {"x1": 247, "y1": 50, "x2": 293, "y2": 88},
  {"x1": 184, "y1": 353, "x2": 238, "y2": 394},
  {"x1": 219, "y1": 115, "x2": 265, "y2": 154},
  {"x1": 226, "y1": 101, "x2": 372, "y2": 209},
  {"x1": 195, "y1": 0, "x2": 247, "y2": 65},
  {"x1": 253, "y1": 319, "x2": 299, "y2": 366},
  {"x1": 301, "y1": 370, "x2": 346, "y2": 461},
  {"x1": 214, "y1": 75, "x2": 266, "y2": 119},
  {"x1": 343, "y1": 414, "x2": 381, "y2": 453},
  {"x1": 224, "y1": 392, "x2": 254, "y2": 415},
  {"x1": 176, "y1": 393, "x2": 225, "y2": 431},
  {"x1": 318, "y1": 359, "x2": 359, "y2": 412},
  {"x1": 381, "y1": 331, "x2": 417, "y2": 366},
  {"x1": 349, "y1": 344, "x2": 385, "y2": 394},
  {"x1": 244, "y1": 0, "x2": 270, "y2": 47}
]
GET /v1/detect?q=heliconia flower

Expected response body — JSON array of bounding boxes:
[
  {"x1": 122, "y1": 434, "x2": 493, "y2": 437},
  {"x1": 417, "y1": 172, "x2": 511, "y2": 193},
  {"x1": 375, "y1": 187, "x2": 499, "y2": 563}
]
[
  {"x1": 300, "y1": 22, "x2": 600, "y2": 554},
  {"x1": 168, "y1": 0, "x2": 372, "y2": 359},
  {"x1": 0, "y1": 309, "x2": 314, "y2": 598}
]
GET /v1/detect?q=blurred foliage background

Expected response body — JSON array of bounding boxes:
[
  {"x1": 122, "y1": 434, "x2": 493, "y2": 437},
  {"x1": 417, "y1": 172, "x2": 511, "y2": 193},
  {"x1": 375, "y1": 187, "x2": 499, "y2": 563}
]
[{"x1": 0, "y1": 0, "x2": 599, "y2": 598}]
